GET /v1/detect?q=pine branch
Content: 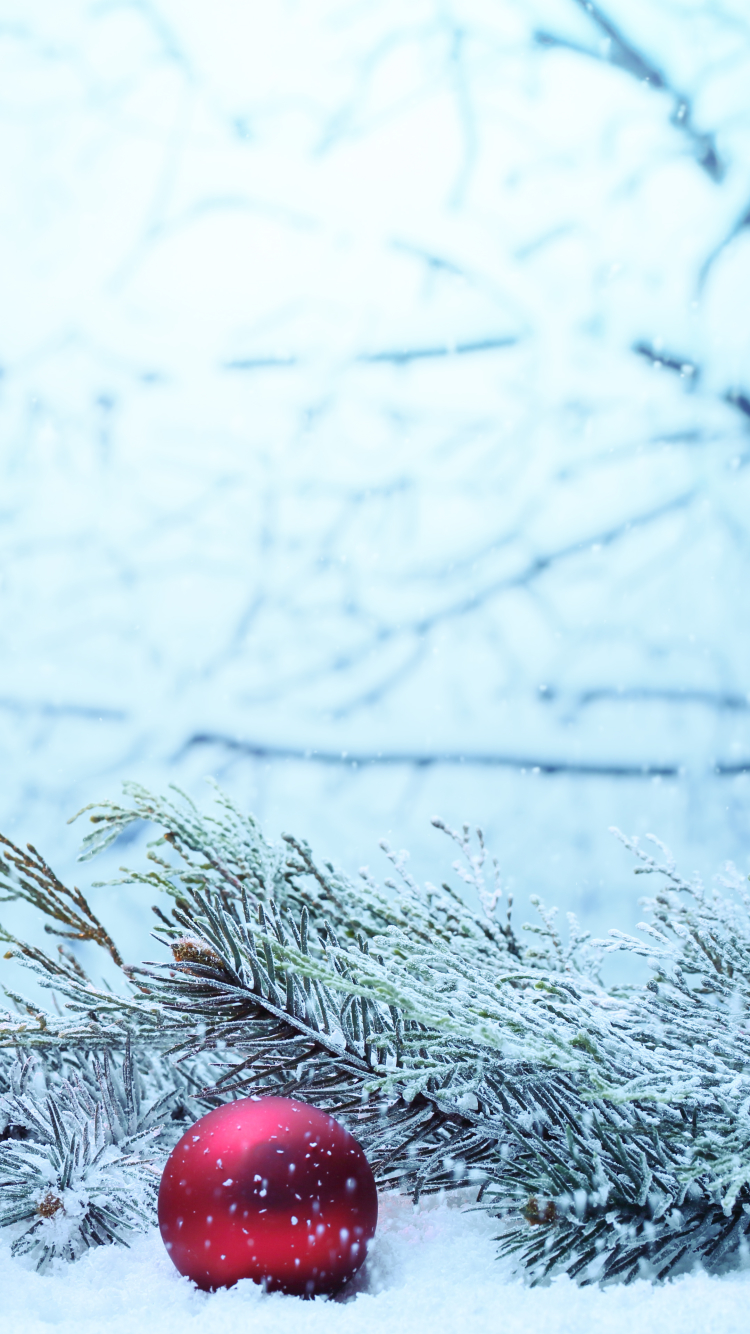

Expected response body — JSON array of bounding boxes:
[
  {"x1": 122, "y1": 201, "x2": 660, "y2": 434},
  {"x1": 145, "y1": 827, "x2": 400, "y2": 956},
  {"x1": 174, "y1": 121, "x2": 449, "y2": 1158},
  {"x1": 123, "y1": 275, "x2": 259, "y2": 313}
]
[
  {"x1": 0, "y1": 833, "x2": 122, "y2": 967},
  {"x1": 1, "y1": 785, "x2": 750, "y2": 1284},
  {"x1": 0, "y1": 1041, "x2": 164, "y2": 1268}
]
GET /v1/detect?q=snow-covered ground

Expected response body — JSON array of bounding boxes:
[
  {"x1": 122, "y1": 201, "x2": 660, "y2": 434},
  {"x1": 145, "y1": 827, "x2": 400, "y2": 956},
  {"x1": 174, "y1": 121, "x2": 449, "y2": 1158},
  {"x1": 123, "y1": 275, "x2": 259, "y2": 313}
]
[{"x1": 1, "y1": 1193, "x2": 749, "y2": 1334}]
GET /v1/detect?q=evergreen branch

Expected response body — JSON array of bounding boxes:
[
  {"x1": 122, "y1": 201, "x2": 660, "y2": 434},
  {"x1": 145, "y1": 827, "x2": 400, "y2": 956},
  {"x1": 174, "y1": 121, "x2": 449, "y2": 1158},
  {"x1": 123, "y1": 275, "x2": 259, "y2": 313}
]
[
  {"x1": 0, "y1": 833, "x2": 122, "y2": 967},
  {"x1": 2, "y1": 784, "x2": 750, "y2": 1283}
]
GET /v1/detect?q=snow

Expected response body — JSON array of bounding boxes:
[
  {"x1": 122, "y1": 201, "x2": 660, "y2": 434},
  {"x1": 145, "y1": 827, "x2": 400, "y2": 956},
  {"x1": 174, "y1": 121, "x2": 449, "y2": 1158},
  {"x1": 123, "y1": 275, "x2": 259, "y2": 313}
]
[{"x1": 2, "y1": 1192, "x2": 749, "y2": 1334}]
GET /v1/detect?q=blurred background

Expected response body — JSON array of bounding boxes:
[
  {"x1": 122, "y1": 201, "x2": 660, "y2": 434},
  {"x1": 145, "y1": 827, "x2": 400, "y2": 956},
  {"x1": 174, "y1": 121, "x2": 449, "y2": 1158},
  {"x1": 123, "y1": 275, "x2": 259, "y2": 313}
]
[{"x1": 2, "y1": 0, "x2": 750, "y2": 965}]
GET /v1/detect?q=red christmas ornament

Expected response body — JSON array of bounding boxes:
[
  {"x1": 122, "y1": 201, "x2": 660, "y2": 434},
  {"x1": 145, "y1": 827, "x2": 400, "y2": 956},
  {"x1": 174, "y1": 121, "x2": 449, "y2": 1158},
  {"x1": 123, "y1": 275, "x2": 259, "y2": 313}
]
[{"x1": 158, "y1": 1096, "x2": 378, "y2": 1295}]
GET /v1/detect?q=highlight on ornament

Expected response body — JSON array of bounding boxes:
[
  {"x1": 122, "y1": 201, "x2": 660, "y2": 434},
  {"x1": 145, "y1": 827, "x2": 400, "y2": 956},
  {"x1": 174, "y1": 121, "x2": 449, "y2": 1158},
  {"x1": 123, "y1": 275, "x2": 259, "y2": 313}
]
[
  {"x1": 1, "y1": 782, "x2": 750, "y2": 1290},
  {"x1": 158, "y1": 1096, "x2": 377, "y2": 1294}
]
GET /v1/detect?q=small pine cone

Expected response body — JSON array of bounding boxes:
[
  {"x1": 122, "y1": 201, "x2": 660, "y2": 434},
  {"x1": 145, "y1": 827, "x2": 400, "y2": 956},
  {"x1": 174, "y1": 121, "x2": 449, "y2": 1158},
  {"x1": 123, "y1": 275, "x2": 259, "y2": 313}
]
[
  {"x1": 523, "y1": 1196, "x2": 557, "y2": 1226},
  {"x1": 170, "y1": 937, "x2": 224, "y2": 970},
  {"x1": 36, "y1": 1192, "x2": 64, "y2": 1219}
]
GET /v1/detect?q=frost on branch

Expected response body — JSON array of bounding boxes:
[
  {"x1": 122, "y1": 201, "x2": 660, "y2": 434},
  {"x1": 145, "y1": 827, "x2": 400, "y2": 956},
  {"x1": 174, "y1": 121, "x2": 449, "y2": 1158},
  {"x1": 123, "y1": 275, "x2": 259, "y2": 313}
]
[
  {"x1": 0, "y1": 784, "x2": 749, "y2": 1283},
  {"x1": 0, "y1": 1043, "x2": 163, "y2": 1269}
]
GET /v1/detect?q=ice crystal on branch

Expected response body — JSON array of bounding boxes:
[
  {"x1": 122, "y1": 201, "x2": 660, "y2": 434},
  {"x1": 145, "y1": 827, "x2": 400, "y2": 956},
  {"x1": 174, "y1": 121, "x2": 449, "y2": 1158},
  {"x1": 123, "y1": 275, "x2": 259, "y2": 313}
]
[{"x1": 0, "y1": 783, "x2": 749, "y2": 1284}]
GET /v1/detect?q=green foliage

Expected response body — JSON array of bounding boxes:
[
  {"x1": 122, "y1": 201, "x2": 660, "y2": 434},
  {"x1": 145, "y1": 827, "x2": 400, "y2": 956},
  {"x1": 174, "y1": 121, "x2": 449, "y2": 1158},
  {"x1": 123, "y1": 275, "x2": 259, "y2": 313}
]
[{"x1": 1, "y1": 782, "x2": 750, "y2": 1283}]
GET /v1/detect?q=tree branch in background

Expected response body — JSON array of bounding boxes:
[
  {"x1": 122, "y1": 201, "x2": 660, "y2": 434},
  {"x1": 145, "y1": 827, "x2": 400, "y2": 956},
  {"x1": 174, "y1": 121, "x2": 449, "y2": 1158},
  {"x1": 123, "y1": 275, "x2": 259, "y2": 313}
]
[{"x1": 536, "y1": 0, "x2": 724, "y2": 179}]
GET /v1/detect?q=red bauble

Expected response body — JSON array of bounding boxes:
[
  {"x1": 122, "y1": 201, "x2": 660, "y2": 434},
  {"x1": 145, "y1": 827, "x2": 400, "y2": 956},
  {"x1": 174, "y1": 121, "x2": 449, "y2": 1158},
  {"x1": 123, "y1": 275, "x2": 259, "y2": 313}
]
[{"x1": 158, "y1": 1096, "x2": 378, "y2": 1295}]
